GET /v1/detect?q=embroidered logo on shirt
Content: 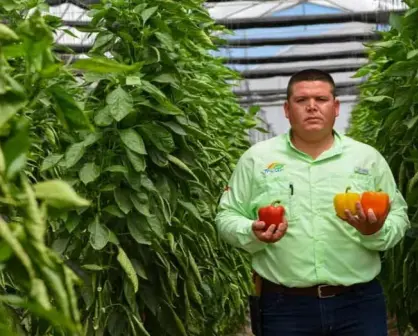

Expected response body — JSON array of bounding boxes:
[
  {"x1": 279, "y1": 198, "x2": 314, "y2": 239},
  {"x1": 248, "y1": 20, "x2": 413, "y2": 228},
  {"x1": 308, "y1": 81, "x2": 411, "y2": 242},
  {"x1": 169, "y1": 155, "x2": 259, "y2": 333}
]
[
  {"x1": 354, "y1": 167, "x2": 369, "y2": 175},
  {"x1": 263, "y1": 162, "x2": 284, "y2": 175}
]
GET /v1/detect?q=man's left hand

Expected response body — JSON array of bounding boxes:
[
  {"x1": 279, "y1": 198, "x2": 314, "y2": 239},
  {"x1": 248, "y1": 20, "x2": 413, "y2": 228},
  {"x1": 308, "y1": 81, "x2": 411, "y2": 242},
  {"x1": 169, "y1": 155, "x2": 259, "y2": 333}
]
[{"x1": 343, "y1": 201, "x2": 388, "y2": 235}]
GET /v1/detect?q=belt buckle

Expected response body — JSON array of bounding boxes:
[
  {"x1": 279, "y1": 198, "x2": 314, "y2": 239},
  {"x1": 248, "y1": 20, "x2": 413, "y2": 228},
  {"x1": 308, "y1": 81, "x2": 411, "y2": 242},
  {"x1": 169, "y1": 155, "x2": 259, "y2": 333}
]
[{"x1": 317, "y1": 285, "x2": 335, "y2": 298}]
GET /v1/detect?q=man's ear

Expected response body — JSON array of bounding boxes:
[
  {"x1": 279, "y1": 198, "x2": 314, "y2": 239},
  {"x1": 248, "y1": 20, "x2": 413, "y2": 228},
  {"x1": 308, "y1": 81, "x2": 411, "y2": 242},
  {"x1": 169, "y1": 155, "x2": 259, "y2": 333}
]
[
  {"x1": 334, "y1": 98, "x2": 340, "y2": 117},
  {"x1": 284, "y1": 100, "x2": 290, "y2": 119}
]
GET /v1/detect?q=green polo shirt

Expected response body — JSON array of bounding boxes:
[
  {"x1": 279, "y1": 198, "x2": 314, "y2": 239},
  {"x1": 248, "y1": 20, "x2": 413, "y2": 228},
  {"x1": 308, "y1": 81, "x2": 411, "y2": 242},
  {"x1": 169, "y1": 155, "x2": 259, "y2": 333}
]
[{"x1": 215, "y1": 130, "x2": 410, "y2": 287}]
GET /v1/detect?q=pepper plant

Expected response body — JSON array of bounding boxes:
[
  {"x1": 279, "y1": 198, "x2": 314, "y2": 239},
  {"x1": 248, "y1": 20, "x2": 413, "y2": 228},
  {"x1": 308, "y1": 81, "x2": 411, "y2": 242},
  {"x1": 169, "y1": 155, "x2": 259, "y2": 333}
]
[
  {"x1": 347, "y1": 1, "x2": 418, "y2": 333},
  {"x1": 0, "y1": 0, "x2": 262, "y2": 335},
  {"x1": 0, "y1": 1, "x2": 92, "y2": 335}
]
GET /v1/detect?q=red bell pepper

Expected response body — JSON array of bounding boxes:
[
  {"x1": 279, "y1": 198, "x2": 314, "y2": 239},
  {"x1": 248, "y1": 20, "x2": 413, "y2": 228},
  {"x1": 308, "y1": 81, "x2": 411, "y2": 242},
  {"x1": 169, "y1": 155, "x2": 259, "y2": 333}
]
[{"x1": 258, "y1": 201, "x2": 285, "y2": 230}]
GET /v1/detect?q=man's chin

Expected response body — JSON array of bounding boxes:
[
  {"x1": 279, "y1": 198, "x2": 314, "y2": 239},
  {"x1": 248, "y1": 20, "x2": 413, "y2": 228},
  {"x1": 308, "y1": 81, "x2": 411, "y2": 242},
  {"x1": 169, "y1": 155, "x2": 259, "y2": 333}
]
[{"x1": 303, "y1": 125, "x2": 324, "y2": 132}]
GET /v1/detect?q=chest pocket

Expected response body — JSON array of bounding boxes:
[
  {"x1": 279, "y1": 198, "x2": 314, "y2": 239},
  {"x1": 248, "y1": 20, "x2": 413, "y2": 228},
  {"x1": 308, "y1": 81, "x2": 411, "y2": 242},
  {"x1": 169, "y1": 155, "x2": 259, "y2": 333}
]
[
  {"x1": 254, "y1": 172, "x2": 300, "y2": 223},
  {"x1": 348, "y1": 173, "x2": 375, "y2": 193}
]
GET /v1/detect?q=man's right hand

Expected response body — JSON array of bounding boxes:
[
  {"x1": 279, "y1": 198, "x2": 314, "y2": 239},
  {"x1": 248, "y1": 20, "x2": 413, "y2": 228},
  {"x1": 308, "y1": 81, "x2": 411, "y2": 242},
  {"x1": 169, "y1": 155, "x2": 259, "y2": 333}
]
[{"x1": 252, "y1": 218, "x2": 288, "y2": 243}]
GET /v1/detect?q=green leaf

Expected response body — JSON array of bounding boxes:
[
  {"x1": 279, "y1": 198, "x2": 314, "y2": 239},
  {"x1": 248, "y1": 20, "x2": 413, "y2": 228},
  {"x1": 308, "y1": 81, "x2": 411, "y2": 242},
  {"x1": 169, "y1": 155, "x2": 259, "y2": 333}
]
[
  {"x1": 94, "y1": 106, "x2": 113, "y2": 126},
  {"x1": 126, "y1": 149, "x2": 146, "y2": 172},
  {"x1": 167, "y1": 154, "x2": 198, "y2": 181},
  {"x1": 79, "y1": 162, "x2": 100, "y2": 185},
  {"x1": 130, "y1": 193, "x2": 150, "y2": 216},
  {"x1": 88, "y1": 218, "x2": 110, "y2": 250},
  {"x1": 141, "y1": 6, "x2": 158, "y2": 24},
  {"x1": 64, "y1": 142, "x2": 85, "y2": 168},
  {"x1": 120, "y1": 129, "x2": 147, "y2": 154},
  {"x1": 160, "y1": 121, "x2": 187, "y2": 135},
  {"x1": 72, "y1": 57, "x2": 141, "y2": 73},
  {"x1": 117, "y1": 247, "x2": 139, "y2": 293},
  {"x1": 3, "y1": 120, "x2": 30, "y2": 179},
  {"x1": 103, "y1": 205, "x2": 125, "y2": 218},
  {"x1": 49, "y1": 85, "x2": 91, "y2": 130},
  {"x1": 407, "y1": 50, "x2": 418, "y2": 59},
  {"x1": 83, "y1": 132, "x2": 102, "y2": 147},
  {"x1": 159, "y1": 301, "x2": 187, "y2": 336},
  {"x1": 0, "y1": 23, "x2": 19, "y2": 42},
  {"x1": 178, "y1": 200, "x2": 202, "y2": 222},
  {"x1": 127, "y1": 214, "x2": 151, "y2": 245},
  {"x1": 0, "y1": 102, "x2": 23, "y2": 130},
  {"x1": 81, "y1": 264, "x2": 108, "y2": 271},
  {"x1": 153, "y1": 73, "x2": 177, "y2": 85},
  {"x1": 106, "y1": 86, "x2": 133, "y2": 122},
  {"x1": 146, "y1": 215, "x2": 164, "y2": 239},
  {"x1": 65, "y1": 212, "x2": 80, "y2": 233},
  {"x1": 405, "y1": 115, "x2": 418, "y2": 130},
  {"x1": 139, "y1": 123, "x2": 175, "y2": 153},
  {"x1": 155, "y1": 32, "x2": 174, "y2": 51},
  {"x1": 131, "y1": 258, "x2": 148, "y2": 280},
  {"x1": 364, "y1": 96, "x2": 393, "y2": 103},
  {"x1": 105, "y1": 165, "x2": 128, "y2": 174},
  {"x1": 126, "y1": 76, "x2": 142, "y2": 86},
  {"x1": 34, "y1": 180, "x2": 90, "y2": 208},
  {"x1": 114, "y1": 189, "x2": 133, "y2": 214},
  {"x1": 41, "y1": 154, "x2": 64, "y2": 172},
  {"x1": 0, "y1": 240, "x2": 13, "y2": 262}
]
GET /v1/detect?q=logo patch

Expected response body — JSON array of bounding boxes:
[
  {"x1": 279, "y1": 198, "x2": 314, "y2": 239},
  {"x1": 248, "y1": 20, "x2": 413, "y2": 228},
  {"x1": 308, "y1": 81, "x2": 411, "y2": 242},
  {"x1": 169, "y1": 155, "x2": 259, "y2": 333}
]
[
  {"x1": 354, "y1": 167, "x2": 369, "y2": 175},
  {"x1": 263, "y1": 162, "x2": 284, "y2": 175}
]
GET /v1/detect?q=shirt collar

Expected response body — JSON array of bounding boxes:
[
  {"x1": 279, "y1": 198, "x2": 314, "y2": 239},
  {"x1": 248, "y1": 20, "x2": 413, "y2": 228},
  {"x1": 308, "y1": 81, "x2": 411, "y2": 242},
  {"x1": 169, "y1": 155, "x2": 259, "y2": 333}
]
[{"x1": 285, "y1": 128, "x2": 343, "y2": 162}]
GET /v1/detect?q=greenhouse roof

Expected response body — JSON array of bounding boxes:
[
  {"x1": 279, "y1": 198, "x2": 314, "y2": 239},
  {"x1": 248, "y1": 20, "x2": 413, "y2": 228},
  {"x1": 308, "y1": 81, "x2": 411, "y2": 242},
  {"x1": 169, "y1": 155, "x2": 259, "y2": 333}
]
[{"x1": 205, "y1": 0, "x2": 406, "y2": 19}]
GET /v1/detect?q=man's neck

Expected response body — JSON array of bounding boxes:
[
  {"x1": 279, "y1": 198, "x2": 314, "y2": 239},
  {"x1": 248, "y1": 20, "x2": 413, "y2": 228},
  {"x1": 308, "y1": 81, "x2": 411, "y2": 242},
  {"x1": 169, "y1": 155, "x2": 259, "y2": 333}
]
[{"x1": 290, "y1": 131, "x2": 335, "y2": 160}]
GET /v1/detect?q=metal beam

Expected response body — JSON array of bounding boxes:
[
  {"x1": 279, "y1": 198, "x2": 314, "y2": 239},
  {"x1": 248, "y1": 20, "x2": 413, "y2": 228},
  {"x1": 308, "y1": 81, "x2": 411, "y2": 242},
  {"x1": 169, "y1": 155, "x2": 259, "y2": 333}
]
[
  {"x1": 239, "y1": 87, "x2": 359, "y2": 105},
  {"x1": 216, "y1": 10, "x2": 404, "y2": 29},
  {"x1": 233, "y1": 81, "x2": 362, "y2": 97},
  {"x1": 223, "y1": 32, "x2": 379, "y2": 47},
  {"x1": 225, "y1": 49, "x2": 367, "y2": 65},
  {"x1": 239, "y1": 63, "x2": 364, "y2": 79}
]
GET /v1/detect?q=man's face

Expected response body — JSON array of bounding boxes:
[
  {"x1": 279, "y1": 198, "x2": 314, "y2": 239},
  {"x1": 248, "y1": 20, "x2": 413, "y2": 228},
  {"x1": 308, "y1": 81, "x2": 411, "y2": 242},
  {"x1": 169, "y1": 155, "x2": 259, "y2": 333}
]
[{"x1": 284, "y1": 80, "x2": 340, "y2": 135}]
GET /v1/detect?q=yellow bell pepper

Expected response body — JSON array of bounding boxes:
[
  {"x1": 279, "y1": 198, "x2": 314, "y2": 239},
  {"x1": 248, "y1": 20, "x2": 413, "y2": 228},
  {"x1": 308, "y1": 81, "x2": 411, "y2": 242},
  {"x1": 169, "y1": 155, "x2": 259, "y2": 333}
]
[{"x1": 333, "y1": 187, "x2": 360, "y2": 219}]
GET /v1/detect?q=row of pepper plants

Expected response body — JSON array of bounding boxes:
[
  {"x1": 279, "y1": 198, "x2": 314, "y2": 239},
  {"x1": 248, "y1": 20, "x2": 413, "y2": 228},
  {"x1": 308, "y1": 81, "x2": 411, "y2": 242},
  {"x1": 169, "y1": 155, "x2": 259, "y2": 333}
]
[
  {"x1": 347, "y1": 0, "x2": 418, "y2": 334},
  {"x1": 0, "y1": 0, "x2": 264, "y2": 334}
]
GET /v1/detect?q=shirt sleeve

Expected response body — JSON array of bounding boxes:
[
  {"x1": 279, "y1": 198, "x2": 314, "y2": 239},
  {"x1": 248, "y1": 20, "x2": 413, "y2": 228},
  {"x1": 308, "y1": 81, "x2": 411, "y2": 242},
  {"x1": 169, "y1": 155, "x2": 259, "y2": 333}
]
[
  {"x1": 215, "y1": 150, "x2": 267, "y2": 254},
  {"x1": 359, "y1": 150, "x2": 410, "y2": 251}
]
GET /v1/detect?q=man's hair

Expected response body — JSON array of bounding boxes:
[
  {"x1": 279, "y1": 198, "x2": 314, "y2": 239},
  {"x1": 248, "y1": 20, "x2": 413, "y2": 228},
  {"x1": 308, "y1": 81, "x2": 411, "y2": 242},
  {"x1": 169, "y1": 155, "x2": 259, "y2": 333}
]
[{"x1": 286, "y1": 69, "x2": 336, "y2": 99}]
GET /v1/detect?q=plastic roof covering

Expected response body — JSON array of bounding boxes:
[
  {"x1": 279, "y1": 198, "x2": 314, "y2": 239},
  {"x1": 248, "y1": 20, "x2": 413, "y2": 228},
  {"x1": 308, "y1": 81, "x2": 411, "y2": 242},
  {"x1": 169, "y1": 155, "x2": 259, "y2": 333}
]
[
  {"x1": 47, "y1": 0, "x2": 407, "y2": 140},
  {"x1": 205, "y1": 0, "x2": 406, "y2": 19}
]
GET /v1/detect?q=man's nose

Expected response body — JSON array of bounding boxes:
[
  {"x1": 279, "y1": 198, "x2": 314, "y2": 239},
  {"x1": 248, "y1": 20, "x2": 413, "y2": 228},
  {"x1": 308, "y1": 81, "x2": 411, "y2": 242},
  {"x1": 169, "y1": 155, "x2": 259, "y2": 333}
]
[{"x1": 306, "y1": 99, "x2": 317, "y2": 110}]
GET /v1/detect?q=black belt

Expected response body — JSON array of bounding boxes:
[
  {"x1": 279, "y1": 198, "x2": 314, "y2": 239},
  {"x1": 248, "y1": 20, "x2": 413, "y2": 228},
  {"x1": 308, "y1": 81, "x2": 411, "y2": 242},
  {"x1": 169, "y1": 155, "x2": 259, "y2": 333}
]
[{"x1": 261, "y1": 277, "x2": 373, "y2": 299}]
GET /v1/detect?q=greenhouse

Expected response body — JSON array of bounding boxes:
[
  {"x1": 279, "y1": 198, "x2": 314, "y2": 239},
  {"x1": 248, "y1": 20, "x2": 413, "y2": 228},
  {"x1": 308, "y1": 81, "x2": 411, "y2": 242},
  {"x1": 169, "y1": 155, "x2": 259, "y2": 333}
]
[{"x1": 0, "y1": 0, "x2": 417, "y2": 335}]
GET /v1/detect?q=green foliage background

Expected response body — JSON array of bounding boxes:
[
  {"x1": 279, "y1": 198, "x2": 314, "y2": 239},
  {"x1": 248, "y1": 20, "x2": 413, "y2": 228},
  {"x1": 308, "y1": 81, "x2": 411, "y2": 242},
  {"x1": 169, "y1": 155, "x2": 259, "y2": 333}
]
[
  {"x1": 0, "y1": 0, "x2": 265, "y2": 335},
  {"x1": 346, "y1": 1, "x2": 418, "y2": 333}
]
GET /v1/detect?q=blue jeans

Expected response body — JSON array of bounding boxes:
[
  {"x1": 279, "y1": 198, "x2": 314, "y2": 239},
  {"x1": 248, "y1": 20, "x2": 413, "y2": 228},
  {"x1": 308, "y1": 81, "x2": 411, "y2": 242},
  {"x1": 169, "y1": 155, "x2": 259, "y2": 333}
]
[{"x1": 261, "y1": 279, "x2": 388, "y2": 336}]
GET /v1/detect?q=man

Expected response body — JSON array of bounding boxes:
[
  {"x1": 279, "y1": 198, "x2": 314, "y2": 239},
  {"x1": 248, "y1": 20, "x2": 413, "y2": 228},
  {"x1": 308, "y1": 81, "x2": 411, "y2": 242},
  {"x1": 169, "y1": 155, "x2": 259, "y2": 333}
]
[{"x1": 215, "y1": 69, "x2": 410, "y2": 335}]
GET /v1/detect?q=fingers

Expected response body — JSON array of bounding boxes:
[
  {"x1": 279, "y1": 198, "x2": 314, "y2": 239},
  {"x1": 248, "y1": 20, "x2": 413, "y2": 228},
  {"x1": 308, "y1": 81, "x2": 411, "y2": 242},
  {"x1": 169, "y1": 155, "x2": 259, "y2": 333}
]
[
  {"x1": 355, "y1": 202, "x2": 366, "y2": 221},
  {"x1": 254, "y1": 220, "x2": 288, "y2": 243},
  {"x1": 252, "y1": 220, "x2": 266, "y2": 231},
  {"x1": 344, "y1": 209, "x2": 359, "y2": 225},
  {"x1": 260, "y1": 224, "x2": 277, "y2": 240},
  {"x1": 367, "y1": 208, "x2": 377, "y2": 224},
  {"x1": 271, "y1": 222, "x2": 287, "y2": 241}
]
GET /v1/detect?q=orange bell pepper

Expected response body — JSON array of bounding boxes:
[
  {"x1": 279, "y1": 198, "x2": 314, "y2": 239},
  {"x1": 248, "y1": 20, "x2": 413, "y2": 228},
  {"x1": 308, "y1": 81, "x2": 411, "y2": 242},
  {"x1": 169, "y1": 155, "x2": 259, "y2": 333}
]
[
  {"x1": 333, "y1": 187, "x2": 361, "y2": 219},
  {"x1": 360, "y1": 190, "x2": 390, "y2": 219}
]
